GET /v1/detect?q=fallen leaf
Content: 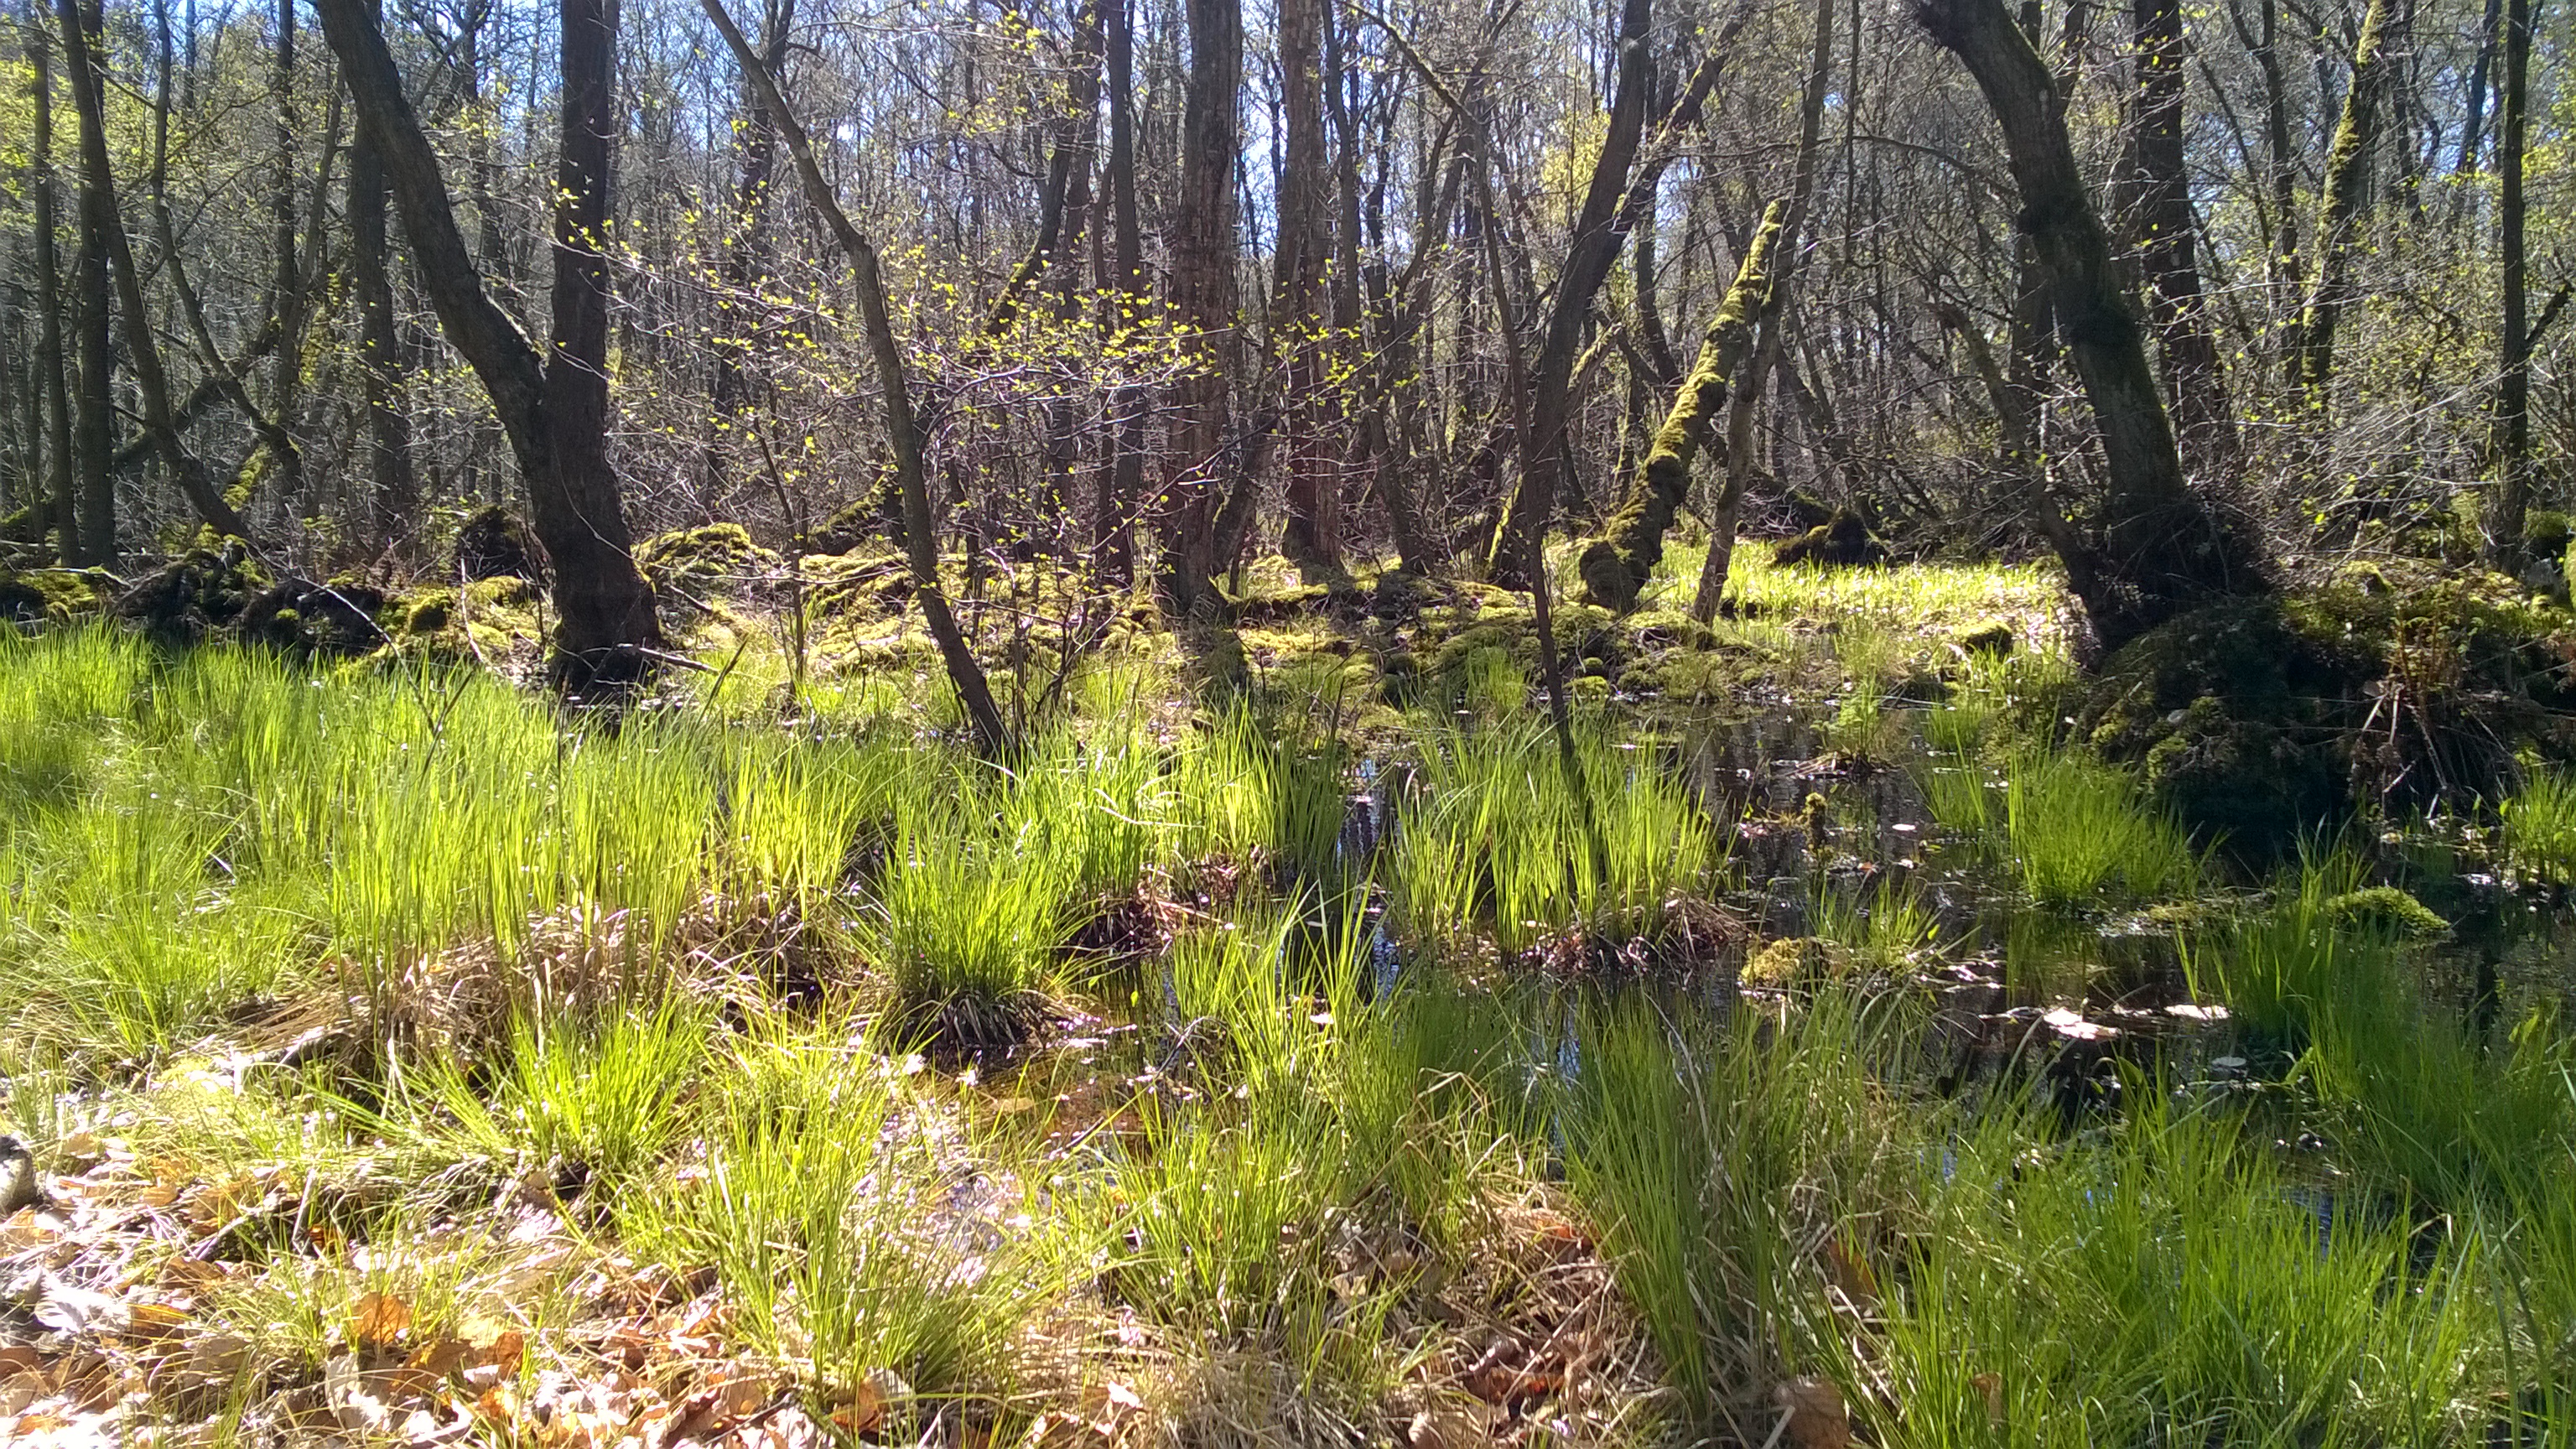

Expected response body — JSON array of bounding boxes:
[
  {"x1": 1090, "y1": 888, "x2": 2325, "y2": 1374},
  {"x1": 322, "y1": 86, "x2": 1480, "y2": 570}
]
[
  {"x1": 1774, "y1": 1377, "x2": 1850, "y2": 1449},
  {"x1": 1101, "y1": 1381, "x2": 1144, "y2": 1415},
  {"x1": 122, "y1": 1300, "x2": 192, "y2": 1342},
  {"x1": 187, "y1": 1333, "x2": 252, "y2": 1381},
  {"x1": 1822, "y1": 1239, "x2": 1878, "y2": 1306},
  {"x1": 1406, "y1": 1405, "x2": 1493, "y2": 1449},
  {"x1": 1971, "y1": 1371, "x2": 2003, "y2": 1423},
  {"x1": 473, "y1": 1328, "x2": 527, "y2": 1370},
  {"x1": 349, "y1": 1291, "x2": 413, "y2": 1351}
]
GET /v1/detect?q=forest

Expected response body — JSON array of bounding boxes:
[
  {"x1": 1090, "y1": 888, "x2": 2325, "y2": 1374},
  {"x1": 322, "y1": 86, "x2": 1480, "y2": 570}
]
[{"x1": 7, "y1": 0, "x2": 2576, "y2": 1436}]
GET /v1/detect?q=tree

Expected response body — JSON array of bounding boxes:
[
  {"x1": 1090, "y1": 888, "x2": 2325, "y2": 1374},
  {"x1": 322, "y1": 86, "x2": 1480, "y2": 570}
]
[
  {"x1": 2485, "y1": 0, "x2": 2542, "y2": 564},
  {"x1": 1916, "y1": 0, "x2": 2269, "y2": 651},
  {"x1": 345, "y1": 0, "x2": 418, "y2": 551},
  {"x1": 58, "y1": 0, "x2": 254, "y2": 546},
  {"x1": 1274, "y1": 0, "x2": 1338, "y2": 576},
  {"x1": 21, "y1": 5, "x2": 75, "y2": 563},
  {"x1": 2294, "y1": 0, "x2": 2395, "y2": 396},
  {"x1": 1159, "y1": 0, "x2": 1242, "y2": 615},
  {"x1": 61, "y1": 0, "x2": 112, "y2": 564},
  {"x1": 1576, "y1": 204, "x2": 1784, "y2": 614},
  {"x1": 2126, "y1": 0, "x2": 2237, "y2": 479},
  {"x1": 314, "y1": 0, "x2": 664, "y2": 686},
  {"x1": 695, "y1": 0, "x2": 1014, "y2": 756}
]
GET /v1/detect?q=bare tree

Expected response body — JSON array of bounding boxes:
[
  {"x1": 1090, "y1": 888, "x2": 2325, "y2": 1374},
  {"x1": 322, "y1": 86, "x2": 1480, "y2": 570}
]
[{"x1": 314, "y1": 0, "x2": 664, "y2": 685}]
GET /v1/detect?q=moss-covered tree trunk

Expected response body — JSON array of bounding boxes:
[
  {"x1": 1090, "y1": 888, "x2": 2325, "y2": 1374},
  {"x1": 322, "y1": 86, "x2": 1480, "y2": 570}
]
[
  {"x1": 2293, "y1": 0, "x2": 2392, "y2": 397},
  {"x1": 1576, "y1": 204, "x2": 1784, "y2": 614}
]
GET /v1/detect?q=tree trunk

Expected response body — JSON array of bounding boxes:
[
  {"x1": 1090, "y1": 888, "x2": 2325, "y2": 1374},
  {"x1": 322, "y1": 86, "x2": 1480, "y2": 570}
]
[
  {"x1": 1690, "y1": 0, "x2": 1835, "y2": 620},
  {"x1": 1274, "y1": 0, "x2": 1338, "y2": 575},
  {"x1": 58, "y1": 0, "x2": 253, "y2": 546},
  {"x1": 1095, "y1": 0, "x2": 1145, "y2": 582},
  {"x1": 346, "y1": 52, "x2": 418, "y2": 552},
  {"x1": 1576, "y1": 203, "x2": 1784, "y2": 614},
  {"x1": 1156, "y1": 0, "x2": 1240, "y2": 615},
  {"x1": 314, "y1": 0, "x2": 661, "y2": 685},
  {"x1": 697, "y1": 0, "x2": 1014, "y2": 756},
  {"x1": 2127, "y1": 0, "x2": 2238, "y2": 480},
  {"x1": 2484, "y1": 0, "x2": 2538, "y2": 564},
  {"x1": 1915, "y1": 0, "x2": 2269, "y2": 651},
  {"x1": 64, "y1": 0, "x2": 112, "y2": 564},
  {"x1": 1480, "y1": 0, "x2": 1653, "y2": 586},
  {"x1": 2294, "y1": 0, "x2": 2394, "y2": 396},
  {"x1": 267, "y1": 0, "x2": 307, "y2": 512},
  {"x1": 699, "y1": 0, "x2": 792, "y2": 512},
  {"x1": 24, "y1": 8, "x2": 75, "y2": 563}
]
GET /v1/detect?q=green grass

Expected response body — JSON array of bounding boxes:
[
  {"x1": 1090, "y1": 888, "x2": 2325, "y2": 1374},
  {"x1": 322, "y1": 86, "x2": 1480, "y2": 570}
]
[
  {"x1": 2503, "y1": 760, "x2": 2576, "y2": 886},
  {"x1": 1391, "y1": 721, "x2": 1722, "y2": 963},
  {"x1": 2003, "y1": 750, "x2": 2201, "y2": 906}
]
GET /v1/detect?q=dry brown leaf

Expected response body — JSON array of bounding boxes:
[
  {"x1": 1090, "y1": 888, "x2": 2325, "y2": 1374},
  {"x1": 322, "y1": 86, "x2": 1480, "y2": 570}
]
[
  {"x1": 1774, "y1": 1377, "x2": 1850, "y2": 1449},
  {"x1": 0, "y1": 1345, "x2": 44, "y2": 1380},
  {"x1": 349, "y1": 1290, "x2": 414, "y2": 1350},
  {"x1": 187, "y1": 1332, "x2": 252, "y2": 1381},
  {"x1": 1406, "y1": 1405, "x2": 1493, "y2": 1449},
  {"x1": 1971, "y1": 1371, "x2": 2003, "y2": 1423},
  {"x1": 1822, "y1": 1239, "x2": 1878, "y2": 1306},
  {"x1": 474, "y1": 1327, "x2": 527, "y2": 1369},
  {"x1": 122, "y1": 1300, "x2": 191, "y2": 1342}
]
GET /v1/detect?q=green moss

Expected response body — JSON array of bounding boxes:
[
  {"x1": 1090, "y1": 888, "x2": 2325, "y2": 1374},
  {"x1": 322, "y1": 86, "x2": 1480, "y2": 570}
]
[
  {"x1": 401, "y1": 589, "x2": 458, "y2": 636},
  {"x1": 636, "y1": 524, "x2": 782, "y2": 604},
  {"x1": 2321, "y1": 886, "x2": 2450, "y2": 939},
  {"x1": 2084, "y1": 566, "x2": 2576, "y2": 854},
  {"x1": 0, "y1": 569, "x2": 109, "y2": 626},
  {"x1": 1953, "y1": 621, "x2": 2015, "y2": 657},
  {"x1": 1579, "y1": 203, "x2": 1786, "y2": 615},
  {"x1": 1741, "y1": 936, "x2": 1852, "y2": 989}
]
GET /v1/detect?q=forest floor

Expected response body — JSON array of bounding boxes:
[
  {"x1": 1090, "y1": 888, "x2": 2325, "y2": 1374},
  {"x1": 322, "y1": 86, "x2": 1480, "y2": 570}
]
[{"x1": 6, "y1": 534, "x2": 2576, "y2": 1448}]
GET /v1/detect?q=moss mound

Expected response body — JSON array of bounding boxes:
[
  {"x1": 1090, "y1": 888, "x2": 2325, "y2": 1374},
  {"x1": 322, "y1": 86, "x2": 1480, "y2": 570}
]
[
  {"x1": 2322, "y1": 886, "x2": 2451, "y2": 940},
  {"x1": 111, "y1": 549, "x2": 271, "y2": 645},
  {"x1": 1772, "y1": 511, "x2": 1888, "y2": 569},
  {"x1": 0, "y1": 569, "x2": 109, "y2": 626},
  {"x1": 636, "y1": 524, "x2": 781, "y2": 600},
  {"x1": 802, "y1": 491, "x2": 898, "y2": 556},
  {"x1": 375, "y1": 577, "x2": 545, "y2": 665},
  {"x1": 238, "y1": 578, "x2": 392, "y2": 657},
  {"x1": 2083, "y1": 565, "x2": 2576, "y2": 853},
  {"x1": 453, "y1": 506, "x2": 541, "y2": 582}
]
